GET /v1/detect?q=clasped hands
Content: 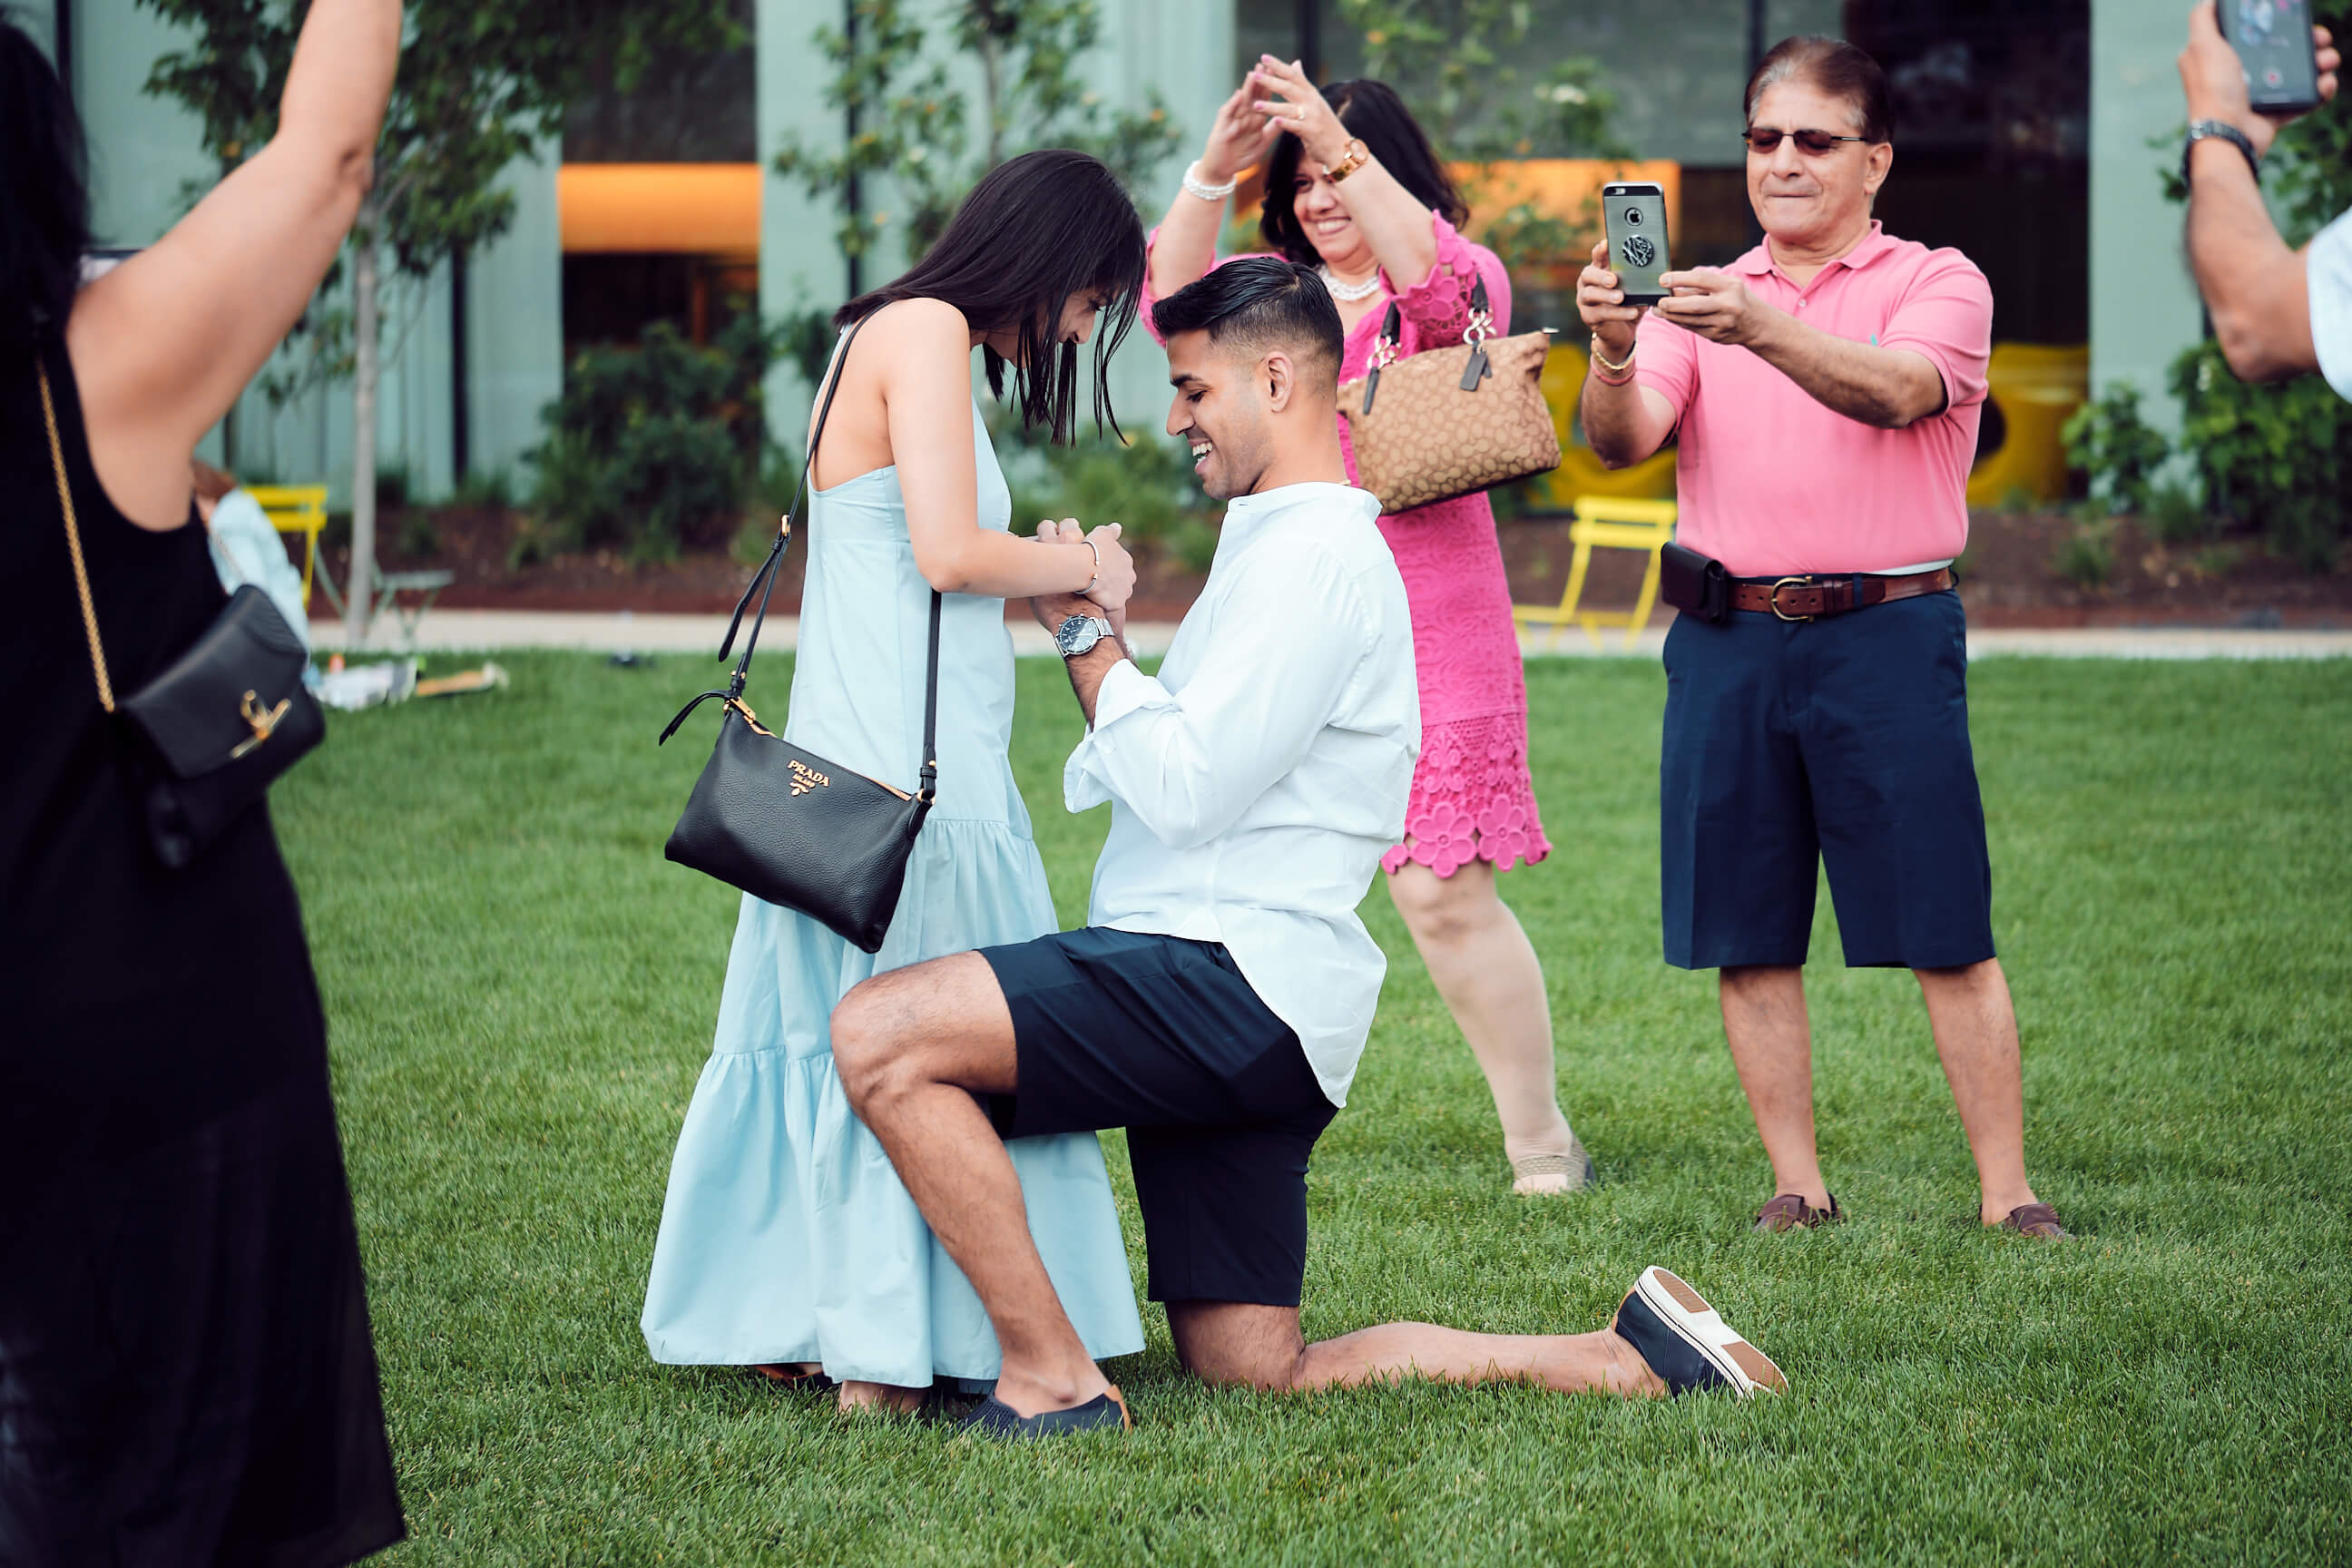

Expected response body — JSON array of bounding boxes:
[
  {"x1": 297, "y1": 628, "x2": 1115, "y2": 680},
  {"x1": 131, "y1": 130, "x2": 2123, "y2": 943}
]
[
  {"x1": 1577, "y1": 240, "x2": 1778, "y2": 357},
  {"x1": 1029, "y1": 517, "x2": 1132, "y2": 640}
]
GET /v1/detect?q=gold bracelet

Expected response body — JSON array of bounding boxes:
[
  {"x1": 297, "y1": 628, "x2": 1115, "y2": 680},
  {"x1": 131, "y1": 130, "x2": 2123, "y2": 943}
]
[
  {"x1": 1589, "y1": 335, "x2": 1635, "y2": 374},
  {"x1": 1323, "y1": 138, "x2": 1371, "y2": 183}
]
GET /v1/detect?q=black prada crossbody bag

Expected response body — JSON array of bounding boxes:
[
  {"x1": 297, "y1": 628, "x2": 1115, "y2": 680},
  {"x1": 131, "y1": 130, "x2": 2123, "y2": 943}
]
[{"x1": 657, "y1": 314, "x2": 939, "y2": 955}]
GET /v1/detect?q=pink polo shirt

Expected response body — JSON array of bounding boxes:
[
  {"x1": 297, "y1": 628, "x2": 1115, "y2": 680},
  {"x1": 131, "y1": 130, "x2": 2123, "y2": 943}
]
[{"x1": 1632, "y1": 221, "x2": 1993, "y2": 577}]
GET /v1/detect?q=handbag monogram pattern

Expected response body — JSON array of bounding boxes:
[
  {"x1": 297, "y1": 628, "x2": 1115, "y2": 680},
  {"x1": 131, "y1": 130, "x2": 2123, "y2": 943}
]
[
  {"x1": 39, "y1": 362, "x2": 324, "y2": 870},
  {"x1": 658, "y1": 314, "x2": 941, "y2": 955},
  {"x1": 1334, "y1": 275, "x2": 1562, "y2": 514}
]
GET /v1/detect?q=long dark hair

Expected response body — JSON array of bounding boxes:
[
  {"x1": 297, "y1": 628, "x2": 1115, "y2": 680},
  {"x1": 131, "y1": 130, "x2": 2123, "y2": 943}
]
[
  {"x1": 838, "y1": 148, "x2": 1146, "y2": 444},
  {"x1": 0, "y1": 15, "x2": 92, "y2": 349},
  {"x1": 1260, "y1": 79, "x2": 1467, "y2": 266}
]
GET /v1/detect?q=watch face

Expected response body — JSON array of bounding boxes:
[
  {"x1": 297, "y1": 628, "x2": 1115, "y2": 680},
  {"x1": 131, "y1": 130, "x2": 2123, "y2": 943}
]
[{"x1": 1056, "y1": 615, "x2": 1103, "y2": 657}]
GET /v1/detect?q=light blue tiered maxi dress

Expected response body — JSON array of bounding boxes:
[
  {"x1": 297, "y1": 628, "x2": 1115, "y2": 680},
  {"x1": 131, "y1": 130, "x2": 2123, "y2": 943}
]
[{"x1": 641, "y1": 400, "x2": 1143, "y2": 1387}]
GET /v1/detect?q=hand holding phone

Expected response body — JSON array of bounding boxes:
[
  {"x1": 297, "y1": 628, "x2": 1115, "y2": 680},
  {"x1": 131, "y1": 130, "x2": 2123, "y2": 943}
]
[
  {"x1": 1602, "y1": 182, "x2": 1673, "y2": 307},
  {"x1": 2182, "y1": 0, "x2": 2340, "y2": 155}
]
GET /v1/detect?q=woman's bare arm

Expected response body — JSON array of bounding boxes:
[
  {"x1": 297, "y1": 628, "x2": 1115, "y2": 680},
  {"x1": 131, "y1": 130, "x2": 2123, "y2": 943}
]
[
  {"x1": 867, "y1": 300, "x2": 1133, "y2": 604},
  {"x1": 67, "y1": 0, "x2": 402, "y2": 528},
  {"x1": 1250, "y1": 58, "x2": 1438, "y2": 289},
  {"x1": 1148, "y1": 82, "x2": 1282, "y2": 305}
]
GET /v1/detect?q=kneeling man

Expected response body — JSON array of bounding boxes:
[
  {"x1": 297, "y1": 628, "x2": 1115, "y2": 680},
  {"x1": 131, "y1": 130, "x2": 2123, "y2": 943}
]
[{"x1": 832, "y1": 259, "x2": 1787, "y2": 1435}]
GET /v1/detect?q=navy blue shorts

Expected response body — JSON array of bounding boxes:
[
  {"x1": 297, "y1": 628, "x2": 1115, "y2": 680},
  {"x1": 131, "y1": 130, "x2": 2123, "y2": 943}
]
[
  {"x1": 1660, "y1": 588, "x2": 1995, "y2": 971},
  {"x1": 979, "y1": 927, "x2": 1337, "y2": 1308}
]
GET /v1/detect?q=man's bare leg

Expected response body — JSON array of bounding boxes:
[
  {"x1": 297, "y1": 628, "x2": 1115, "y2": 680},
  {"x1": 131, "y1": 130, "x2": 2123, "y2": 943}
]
[
  {"x1": 829, "y1": 953, "x2": 1109, "y2": 1418},
  {"x1": 1166, "y1": 1301, "x2": 1664, "y2": 1397},
  {"x1": 1914, "y1": 958, "x2": 2042, "y2": 1224},
  {"x1": 1717, "y1": 965, "x2": 1831, "y2": 1210}
]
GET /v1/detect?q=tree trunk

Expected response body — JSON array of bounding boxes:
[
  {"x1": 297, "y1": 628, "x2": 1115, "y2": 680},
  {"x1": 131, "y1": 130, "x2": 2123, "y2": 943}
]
[{"x1": 345, "y1": 200, "x2": 380, "y2": 650}]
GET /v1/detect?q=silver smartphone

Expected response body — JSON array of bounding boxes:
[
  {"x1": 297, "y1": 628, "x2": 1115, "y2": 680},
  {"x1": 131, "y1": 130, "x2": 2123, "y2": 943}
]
[
  {"x1": 1602, "y1": 182, "x2": 1671, "y2": 306},
  {"x1": 2218, "y1": 0, "x2": 2322, "y2": 114}
]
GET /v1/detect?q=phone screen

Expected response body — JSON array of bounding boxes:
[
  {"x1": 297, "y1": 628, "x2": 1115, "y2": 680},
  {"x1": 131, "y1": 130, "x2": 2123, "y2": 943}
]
[
  {"x1": 1603, "y1": 184, "x2": 1671, "y2": 307},
  {"x1": 2220, "y1": 0, "x2": 2320, "y2": 112}
]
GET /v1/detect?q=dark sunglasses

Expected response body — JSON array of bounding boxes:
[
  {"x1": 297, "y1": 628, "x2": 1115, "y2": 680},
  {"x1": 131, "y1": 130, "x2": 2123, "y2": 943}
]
[{"x1": 1741, "y1": 126, "x2": 1867, "y2": 154}]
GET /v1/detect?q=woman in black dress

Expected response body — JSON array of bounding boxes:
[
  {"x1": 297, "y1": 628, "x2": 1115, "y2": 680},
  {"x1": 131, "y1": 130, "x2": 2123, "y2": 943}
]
[{"x1": 0, "y1": 3, "x2": 405, "y2": 1562}]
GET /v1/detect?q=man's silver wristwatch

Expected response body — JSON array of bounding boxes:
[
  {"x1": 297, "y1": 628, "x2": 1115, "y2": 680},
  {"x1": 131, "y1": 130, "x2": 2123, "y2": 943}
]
[{"x1": 1054, "y1": 614, "x2": 1115, "y2": 659}]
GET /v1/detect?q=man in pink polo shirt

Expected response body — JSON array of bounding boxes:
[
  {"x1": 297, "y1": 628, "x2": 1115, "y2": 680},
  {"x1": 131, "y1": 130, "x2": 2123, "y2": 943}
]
[{"x1": 1576, "y1": 34, "x2": 2065, "y2": 1241}]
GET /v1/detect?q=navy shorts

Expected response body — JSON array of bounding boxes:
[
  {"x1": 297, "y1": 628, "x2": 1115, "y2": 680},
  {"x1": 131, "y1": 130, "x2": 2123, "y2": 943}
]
[
  {"x1": 979, "y1": 926, "x2": 1336, "y2": 1308},
  {"x1": 1660, "y1": 588, "x2": 1995, "y2": 971}
]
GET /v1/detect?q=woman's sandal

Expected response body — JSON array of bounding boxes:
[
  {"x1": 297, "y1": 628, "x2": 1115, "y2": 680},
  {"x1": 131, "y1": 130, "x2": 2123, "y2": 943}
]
[{"x1": 1510, "y1": 1135, "x2": 1596, "y2": 1195}]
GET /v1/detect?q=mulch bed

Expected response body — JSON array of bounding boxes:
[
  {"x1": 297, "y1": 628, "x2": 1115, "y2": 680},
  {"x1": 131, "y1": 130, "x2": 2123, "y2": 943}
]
[{"x1": 318, "y1": 504, "x2": 2352, "y2": 629}]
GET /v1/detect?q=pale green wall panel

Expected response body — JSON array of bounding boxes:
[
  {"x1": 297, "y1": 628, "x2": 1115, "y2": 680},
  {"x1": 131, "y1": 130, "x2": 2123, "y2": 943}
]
[
  {"x1": 466, "y1": 150, "x2": 564, "y2": 495},
  {"x1": 2090, "y1": 0, "x2": 2201, "y2": 434},
  {"x1": 74, "y1": 0, "x2": 214, "y2": 248}
]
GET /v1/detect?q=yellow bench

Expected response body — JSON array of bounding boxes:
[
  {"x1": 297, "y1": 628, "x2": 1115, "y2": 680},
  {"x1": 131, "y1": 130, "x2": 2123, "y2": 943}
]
[
  {"x1": 248, "y1": 484, "x2": 330, "y2": 612},
  {"x1": 1964, "y1": 343, "x2": 2089, "y2": 509},
  {"x1": 1514, "y1": 496, "x2": 1679, "y2": 650},
  {"x1": 1537, "y1": 342, "x2": 1678, "y2": 510}
]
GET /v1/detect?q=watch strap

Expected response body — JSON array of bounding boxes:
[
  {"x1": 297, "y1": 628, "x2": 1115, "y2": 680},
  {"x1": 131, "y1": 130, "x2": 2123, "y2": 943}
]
[{"x1": 2183, "y1": 119, "x2": 2261, "y2": 185}]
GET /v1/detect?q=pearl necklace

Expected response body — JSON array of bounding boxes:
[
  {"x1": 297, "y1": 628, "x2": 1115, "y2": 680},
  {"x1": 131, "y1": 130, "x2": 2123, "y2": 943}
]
[{"x1": 1318, "y1": 265, "x2": 1383, "y2": 302}]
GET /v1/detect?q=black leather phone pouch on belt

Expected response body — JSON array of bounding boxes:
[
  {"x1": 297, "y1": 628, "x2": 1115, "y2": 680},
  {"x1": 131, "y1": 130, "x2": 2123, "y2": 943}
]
[{"x1": 1659, "y1": 540, "x2": 1730, "y2": 623}]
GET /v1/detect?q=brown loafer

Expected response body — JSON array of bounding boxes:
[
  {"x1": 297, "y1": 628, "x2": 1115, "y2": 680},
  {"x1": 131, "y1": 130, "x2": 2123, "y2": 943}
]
[
  {"x1": 1753, "y1": 1192, "x2": 1843, "y2": 1233},
  {"x1": 1997, "y1": 1201, "x2": 2069, "y2": 1240}
]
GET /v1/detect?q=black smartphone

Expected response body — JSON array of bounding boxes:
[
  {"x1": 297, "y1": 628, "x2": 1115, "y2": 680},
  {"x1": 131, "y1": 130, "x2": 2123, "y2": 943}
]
[
  {"x1": 1602, "y1": 182, "x2": 1671, "y2": 307},
  {"x1": 2218, "y1": 0, "x2": 2322, "y2": 114}
]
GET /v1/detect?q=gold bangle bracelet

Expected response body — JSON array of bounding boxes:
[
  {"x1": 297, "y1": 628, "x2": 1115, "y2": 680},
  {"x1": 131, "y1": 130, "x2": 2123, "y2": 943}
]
[
  {"x1": 1589, "y1": 336, "x2": 1635, "y2": 374},
  {"x1": 1323, "y1": 138, "x2": 1371, "y2": 183}
]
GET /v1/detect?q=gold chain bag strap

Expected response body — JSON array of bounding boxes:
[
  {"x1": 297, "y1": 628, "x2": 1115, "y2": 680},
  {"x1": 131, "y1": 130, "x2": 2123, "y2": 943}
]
[
  {"x1": 1334, "y1": 273, "x2": 1561, "y2": 514},
  {"x1": 38, "y1": 361, "x2": 324, "y2": 868}
]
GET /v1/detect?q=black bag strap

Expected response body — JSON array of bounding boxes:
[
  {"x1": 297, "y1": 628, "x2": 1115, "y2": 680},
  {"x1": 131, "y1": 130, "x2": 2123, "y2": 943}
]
[{"x1": 706, "y1": 311, "x2": 943, "y2": 800}]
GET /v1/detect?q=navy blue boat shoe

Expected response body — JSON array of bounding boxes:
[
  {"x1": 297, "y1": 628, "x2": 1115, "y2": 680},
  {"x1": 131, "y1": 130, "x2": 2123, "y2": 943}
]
[
  {"x1": 1612, "y1": 1266, "x2": 1788, "y2": 1397},
  {"x1": 961, "y1": 1385, "x2": 1133, "y2": 1438}
]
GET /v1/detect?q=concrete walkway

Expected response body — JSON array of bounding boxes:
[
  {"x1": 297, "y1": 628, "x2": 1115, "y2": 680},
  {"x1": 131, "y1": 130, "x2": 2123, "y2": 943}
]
[{"x1": 310, "y1": 611, "x2": 2352, "y2": 662}]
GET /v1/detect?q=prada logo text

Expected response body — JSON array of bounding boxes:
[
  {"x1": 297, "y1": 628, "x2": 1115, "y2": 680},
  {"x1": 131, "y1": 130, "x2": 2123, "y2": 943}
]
[{"x1": 789, "y1": 760, "x2": 830, "y2": 796}]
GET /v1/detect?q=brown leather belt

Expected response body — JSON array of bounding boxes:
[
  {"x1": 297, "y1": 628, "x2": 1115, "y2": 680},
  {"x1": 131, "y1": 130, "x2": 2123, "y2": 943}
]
[{"x1": 1729, "y1": 567, "x2": 1953, "y2": 622}]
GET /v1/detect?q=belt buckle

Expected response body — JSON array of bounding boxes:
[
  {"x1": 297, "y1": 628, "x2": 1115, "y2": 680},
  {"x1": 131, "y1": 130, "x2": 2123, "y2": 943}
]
[{"x1": 1769, "y1": 576, "x2": 1818, "y2": 622}]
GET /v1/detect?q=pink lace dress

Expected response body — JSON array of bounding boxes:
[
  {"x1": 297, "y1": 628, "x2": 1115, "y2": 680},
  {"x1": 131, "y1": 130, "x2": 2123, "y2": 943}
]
[{"x1": 1142, "y1": 212, "x2": 1551, "y2": 878}]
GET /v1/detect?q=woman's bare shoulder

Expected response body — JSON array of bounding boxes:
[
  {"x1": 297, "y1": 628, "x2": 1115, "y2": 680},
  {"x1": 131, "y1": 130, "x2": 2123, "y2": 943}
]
[{"x1": 859, "y1": 296, "x2": 973, "y2": 349}]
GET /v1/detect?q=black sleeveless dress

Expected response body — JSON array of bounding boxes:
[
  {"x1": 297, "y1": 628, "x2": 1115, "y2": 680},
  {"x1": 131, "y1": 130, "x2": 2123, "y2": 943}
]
[{"x1": 0, "y1": 335, "x2": 405, "y2": 1566}]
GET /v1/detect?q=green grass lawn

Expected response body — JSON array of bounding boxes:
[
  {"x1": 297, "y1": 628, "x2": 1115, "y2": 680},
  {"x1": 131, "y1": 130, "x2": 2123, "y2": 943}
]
[{"x1": 276, "y1": 652, "x2": 2352, "y2": 1566}]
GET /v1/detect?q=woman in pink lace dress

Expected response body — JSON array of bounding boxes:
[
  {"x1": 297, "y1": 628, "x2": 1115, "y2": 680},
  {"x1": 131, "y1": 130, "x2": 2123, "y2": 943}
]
[{"x1": 1143, "y1": 61, "x2": 1592, "y2": 1195}]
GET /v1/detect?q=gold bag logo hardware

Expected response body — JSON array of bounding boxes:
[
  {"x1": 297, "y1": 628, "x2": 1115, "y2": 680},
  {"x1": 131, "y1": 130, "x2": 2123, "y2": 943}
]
[
  {"x1": 230, "y1": 689, "x2": 290, "y2": 760},
  {"x1": 789, "y1": 759, "x2": 830, "y2": 796}
]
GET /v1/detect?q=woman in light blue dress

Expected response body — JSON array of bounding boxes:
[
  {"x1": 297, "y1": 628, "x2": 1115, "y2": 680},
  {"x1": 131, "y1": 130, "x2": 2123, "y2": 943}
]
[{"x1": 643, "y1": 151, "x2": 1151, "y2": 1410}]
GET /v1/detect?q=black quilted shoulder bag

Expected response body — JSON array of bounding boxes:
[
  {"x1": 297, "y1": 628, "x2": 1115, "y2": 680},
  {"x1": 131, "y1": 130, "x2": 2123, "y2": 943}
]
[
  {"x1": 39, "y1": 363, "x2": 323, "y2": 870},
  {"x1": 657, "y1": 315, "x2": 938, "y2": 955}
]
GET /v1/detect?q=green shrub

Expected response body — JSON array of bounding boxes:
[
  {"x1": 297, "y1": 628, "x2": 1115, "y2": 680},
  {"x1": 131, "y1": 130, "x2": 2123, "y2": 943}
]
[
  {"x1": 2063, "y1": 381, "x2": 2171, "y2": 518},
  {"x1": 2170, "y1": 338, "x2": 2351, "y2": 574},
  {"x1": 395, "y1": 509, "x2": 441, "y2": 559},
  {"x1": 452, "y1": 468, "x2": 514, "y2": 509},
  {"x1": 2142, "y1": 482, "x2": 2210, "y2": 544},
  {"x1": 2051, "y1": 520, "x2": 2115, "y2": 590},
  {"x1": 526, "y1": 318, "x2": 783, "y2": 562}
]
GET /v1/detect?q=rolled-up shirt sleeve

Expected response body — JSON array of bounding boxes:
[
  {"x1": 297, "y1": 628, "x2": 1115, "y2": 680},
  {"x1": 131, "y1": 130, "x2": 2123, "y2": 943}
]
[
  {"x1": 2309, "y1": 210, "x2": 2352, "y2": 403},
  {"x1": 1874, "y1": 250, "x2": 1994, "y2": 414},
  {"x1": 1064, "y1": 541, "x2": 1367, "y2": 848}
]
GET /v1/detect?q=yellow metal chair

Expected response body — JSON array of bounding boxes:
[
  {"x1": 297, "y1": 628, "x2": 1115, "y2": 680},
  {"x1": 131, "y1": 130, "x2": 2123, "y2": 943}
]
[
  {"x1": 1964, "y1": 343, "x2": 2089, "y2": 509},
  {"x1": 1514, "y1": 496, "x2": 1679, "y2": 650},
  {"x1": 247, "y1": 484, "x2": 330, "y2": 611}
]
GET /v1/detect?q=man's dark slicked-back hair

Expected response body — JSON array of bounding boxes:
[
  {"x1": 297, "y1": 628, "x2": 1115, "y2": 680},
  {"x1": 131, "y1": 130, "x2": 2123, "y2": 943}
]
[{"x1": 1151, "y1": 259, "x2": 1344, "y2": 388}]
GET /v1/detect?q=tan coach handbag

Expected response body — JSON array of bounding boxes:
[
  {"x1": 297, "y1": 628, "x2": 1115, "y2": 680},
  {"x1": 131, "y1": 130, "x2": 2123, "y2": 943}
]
[{"x1": 1336, "y1": 274, "x2": 1560, "y2": 514}]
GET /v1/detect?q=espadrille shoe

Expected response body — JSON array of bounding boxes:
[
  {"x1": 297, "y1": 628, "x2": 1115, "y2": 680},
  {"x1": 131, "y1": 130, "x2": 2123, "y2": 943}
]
[
  {"x1": 1611, "y1": 1266, "x2": 1788, "y2": 1397},
  {"x1": 1511, "y1": 1134, "x2": 1597, "y2": 1195}
]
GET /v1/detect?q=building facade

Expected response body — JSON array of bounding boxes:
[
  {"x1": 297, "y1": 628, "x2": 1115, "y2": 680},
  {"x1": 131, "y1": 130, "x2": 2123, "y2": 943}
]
[{"x1": 22, "y1": 0, "x2": 2202, "y2": 505}]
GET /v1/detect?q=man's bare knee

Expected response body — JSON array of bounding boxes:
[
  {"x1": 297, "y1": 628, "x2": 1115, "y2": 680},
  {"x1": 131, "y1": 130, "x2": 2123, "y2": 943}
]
[
  {"x1": 1166, "y1": 1301, "x2": 1310, "y2": 1391},
  {"x1": 830, "y1": 978, "x2": 912, "y2": 1109}
]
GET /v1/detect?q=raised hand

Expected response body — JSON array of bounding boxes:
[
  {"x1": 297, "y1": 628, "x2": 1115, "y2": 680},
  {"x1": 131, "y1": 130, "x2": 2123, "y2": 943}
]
[
  {"x1": 2180, "y1": 1, "x2": 2339, "y2": 155},
  {"x1": 1577, "y1": 240, "x2": 1644, "y2": 358},
  {"x1": 1249, "y1": 54, "x2": 1349, "y2": 168},
  {"x1": 1200, "y1": 79, "x2": 1284, "y2": 184}
]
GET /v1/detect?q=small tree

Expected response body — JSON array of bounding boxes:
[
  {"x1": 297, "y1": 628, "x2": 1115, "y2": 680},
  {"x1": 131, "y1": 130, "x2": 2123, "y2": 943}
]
[
  {"x1": 141, "y1": 0, "x2": 739, "y2": 645},
  {"x1": 773, "y1": 0, "x2": 1181, "y2": 273},
  {"x1": 1333, "y1": 0, "x2": 1629, "y2": 270}
]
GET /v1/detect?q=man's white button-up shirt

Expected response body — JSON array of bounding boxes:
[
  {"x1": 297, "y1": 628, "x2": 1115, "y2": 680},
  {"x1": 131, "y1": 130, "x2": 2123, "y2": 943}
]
[
  {"x1": 1064, "y1": 480, "x2": 1420, "y2": 1107},
  {"x1": 2310, "y1": 209, "x2": 2352, "y2": 403}
]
